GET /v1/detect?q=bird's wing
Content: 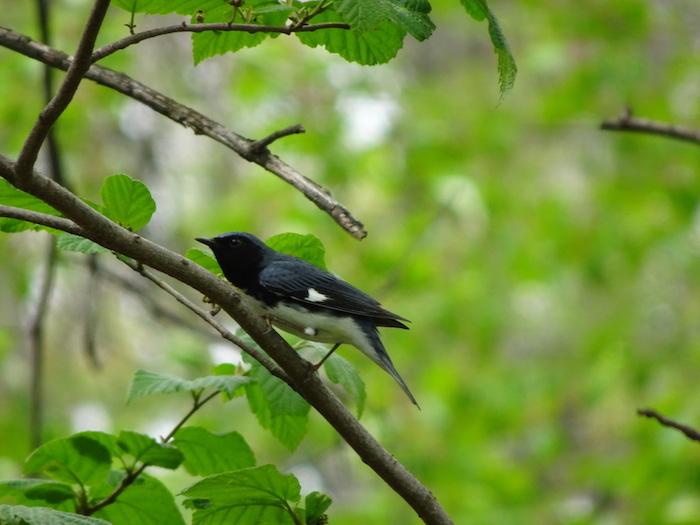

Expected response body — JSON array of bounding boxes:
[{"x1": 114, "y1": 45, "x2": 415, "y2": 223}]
[{"x1": 259, "y1": 258, "x2": 409, "y2": 327}]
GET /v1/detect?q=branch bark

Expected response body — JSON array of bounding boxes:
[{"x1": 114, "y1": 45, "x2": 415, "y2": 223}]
[
  {"x1": 0, "y1": 26, "x2": 367, "y2": 239},
  {"x1": 601, "y1": 107, "x2": 700, "y2": 145},
  {"x1": 0, "y1": 154, "x2": 452, "y2": 525}
]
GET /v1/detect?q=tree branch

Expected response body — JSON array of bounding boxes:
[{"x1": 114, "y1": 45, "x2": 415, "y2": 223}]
[
  {"x1": 0, "y1": 26, "x2": 367, "y2": 239},
  {"x1": 637, "y1": 408, "x2": 700, "y2": 442},
  {"x1": 14, "y1": 0, "x2": 111, "y2": 178},
  {"x1": 0, "y1": 153, "x2": 452, "y2": 525},
  {"x1": 120, "y1": 258, "x2": 290, "y2": 384},
  {"x1": 91, "y1": 22, "x2": 350, "y2": 62},
  {"x1": 250, "y1": 124, "x2": 306, "y2": 154},
  {"x1": 601, "y1": 107, "x2": 700, "y2": 145},
  {"x1": 0, "y1": 205, "x2": 83, "y2": 234}
]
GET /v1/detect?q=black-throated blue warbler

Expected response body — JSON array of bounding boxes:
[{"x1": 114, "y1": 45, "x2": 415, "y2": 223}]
[{"x1": 196, "y1": 232, "x2": 418, "y2": 407}]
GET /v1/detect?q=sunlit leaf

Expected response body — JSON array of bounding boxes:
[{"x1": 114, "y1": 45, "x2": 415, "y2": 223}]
[
  {"x1": 266, "y1": 233, "x2": 328, "y2": 271},
  {"x1": 100, "y1": 174, "x2": 156, "y2": 231}
]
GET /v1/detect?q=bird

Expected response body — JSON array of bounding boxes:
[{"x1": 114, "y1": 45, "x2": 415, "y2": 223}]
[{"x1": 196, "y1": 231, "x2": 418, "y2": 407}]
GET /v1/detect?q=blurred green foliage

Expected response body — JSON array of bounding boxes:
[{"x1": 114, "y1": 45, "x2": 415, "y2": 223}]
[{"x1": 1, "y1": 0, "x2": 699, "y2": 524}]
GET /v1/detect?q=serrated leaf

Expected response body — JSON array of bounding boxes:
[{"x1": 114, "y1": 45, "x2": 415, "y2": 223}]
[
  {"x1": 265, "y1": 233, "x2": 328, "y2": 271},
  {"x1": 185, "y1": 248, "x2": 222, "y2": 275},
  {"x1": 128, "y1": 369, "x2": 251, "y2": 403},
  {"x1": 117, "y1": 431, "x2": 184, "y2": 469},
  {"x1": 0, "y1": 505, "x2": 111, "y2": 525},
  {"x1": 173, "y1": 426, "x2": 256, "y2": 476},
  {"x1": 304, "y1": 491, "x2": 332, "y2": 525},
  {"x1": 0, "y1": 179, "x2": 63, "y2": 233},
  {"x1": 243, "y1": 355, "x2": 310, "y2": 451},
  {"x1": 336, "y1": 0, "x2": 391, "y2": 33},
  {"x1": 297, "y1": 10, "x2": 405, "y2": 65},
  {"x1": 24, "y1": 433, "x2": 112, "y2": 486},
  {"x1": 92, "y1": 472, "x2": 186, "y2": 525},
  {"x1": 56, "y1": 233, "x2": 110, "y2": 254},
  {"x1": 180, "y1": 464, "x2": 301, "y2": 507},
  {"x1": 459, "y1": 0, "x2": 516, "y2": 100},
  {"x1": 322, "y1": 351, "x2": 367, "y2": 418},
  {"x1": 388, "y1": 0, "x2": 435, "y2": 41},
  {"x1": 100, "y1": 174, "x2": 156, "y2": 231}
]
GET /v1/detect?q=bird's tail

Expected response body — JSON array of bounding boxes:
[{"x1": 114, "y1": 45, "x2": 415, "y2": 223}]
[{"x1": 363, "y1": 326, "x2": 420, "y2": 408}]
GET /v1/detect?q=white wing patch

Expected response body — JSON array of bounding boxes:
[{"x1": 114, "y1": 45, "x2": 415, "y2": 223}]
[{"x1": 305, "y1": 288, "x2": 329, "y2": 303}]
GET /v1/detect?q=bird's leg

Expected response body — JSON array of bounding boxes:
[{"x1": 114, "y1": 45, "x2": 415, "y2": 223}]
[
  {"x1": 309, "y1": 343, "x2": 342, "y2": 373},
  {"x1": 260, "y1": 314, "x2": 275, "y2": 334}
]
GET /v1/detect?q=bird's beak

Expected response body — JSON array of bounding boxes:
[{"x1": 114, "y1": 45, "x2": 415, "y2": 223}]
[{"x1": 195, "y1": 237, "x2": 216, "y2": 248}]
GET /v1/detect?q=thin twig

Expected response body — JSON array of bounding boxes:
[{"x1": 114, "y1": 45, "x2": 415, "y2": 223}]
[
  {"x1": 0, "y1": 27, "x2": 367, "y2": 239},
  {"x1": 637, "y1": 408, "x2": 700, "y2": 442},
  {"x1": 85, "y1": 389, "x2": 221, "y2": 516},
  {"x1": 120, "y1": 259, "x2": 291, "y2": 384},
  {"x1": 95, "y1": 263, "x2": 218, "y2": 339},
  {"x1": 601, "y1": 107, "x2": 700, "y2": 145},
  {"x1": 0, "y1": 205, "x2": 83, "y2": 234},
  {"x1": 91, "y1": 22, "x2": 350, "y2": 62},
  {"x1": 15, "y1": 0, "x2": 111, "y2": 178},
  {"x1": 250, "y1": 124, "x2": 306, "y2": 153}
]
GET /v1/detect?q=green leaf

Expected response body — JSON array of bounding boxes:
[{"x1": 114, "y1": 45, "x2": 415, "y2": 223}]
[
  {"x1": 387, "y1": 0, "x2": 435, "y2": 41},
  {"x1": 23, "y1": 433, "x2": 112, "y2": 486},
  {"x1": 100, "y1": 174, "x2": 156, "y2": 231},
  {"x1": 296, "y1": 9, "x2": 406, "y2": 65},
  {"x1": 336, "y1": 0, "x2": 392, "y2": 33},
  {"x1": 0, "y1": 479, "x2": 75, "y2": 510},
  {"x1": 265, "y1": 233, "x2": 328, "y2": 271},
  {"x1": 0, "y1": 179, "x2": 63, "y2": 233},
  {"x1": 181, "y1": 465, "x2": 301, "y2": 523},
  {"x1": 0, "y1": 505, "x2": 110, "y2": 525},
  {"x1": 460, "y1": 0, "x2": 488, "y2": 20},
  {"x1": 56, "y1": 233, "x2": 110, "y2": 254},
  {"x1": 111, "y1": 0, "x2": 223, "y2": 15},
  {"x1": 128, "y1": 369, "x2": 251, "y2": 403},
  {"x1": 459, "y1": 0, "x2": 517, "y2": 100},
  {"x1": 186, "y1": 248, "x2": 222, "y2": 275},
  {"x1": 117, "y1": 431, "x2": 184, "y2": 469},
  {"x1": 191, "y1": 3, "x2": 290, "y2": 65},
  {"x1": 304, "y1": 491, "x2": 332, "y2": 525},
  {"x1": 92, "y1": 472, "x2": 186, "y2": 525},
  {"x1": 322, "y1": 350, "x2": 367, "y2": 418},
  {"x1": 173, "y1": 426, "x2": 256, "y2": 476},
  {"x1": 243, "y1": 355, "x2": 310, "y2": 451}
]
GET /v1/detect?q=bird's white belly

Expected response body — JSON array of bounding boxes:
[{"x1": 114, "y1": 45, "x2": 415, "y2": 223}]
[{"x1": 243, "y1": 295, "x2": 361, "y2": 346}]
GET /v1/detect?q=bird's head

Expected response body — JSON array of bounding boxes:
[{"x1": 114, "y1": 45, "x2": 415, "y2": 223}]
[{"x1": 196, "y1": 232, "x2": 271, "y2": 279}]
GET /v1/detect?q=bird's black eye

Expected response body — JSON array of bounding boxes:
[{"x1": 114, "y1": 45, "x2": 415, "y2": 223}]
[{"x1": 229, "y1": 238, "x2": 242, "y2": 247}]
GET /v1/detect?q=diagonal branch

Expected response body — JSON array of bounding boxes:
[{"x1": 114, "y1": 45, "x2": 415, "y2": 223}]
[
  {"x1": 637, "y1": 408, "x2": 700, "y2": 442},
  {"x1": 601, "y1": 107, "x2": 700, "y2": 145},
  {"x1": 0, "y1": 205, "x2": 83, "y2": 234},
  {"x1": 120, "y1": 258, "x2": 290, "y2": 384},
  {"x1": 0, "y1": 27, "x2": 367, "y2": 239},
  {"x1": 0, "y1": 152, "x2": 453, "y2": 525},
  {"x1": 14, "y1": 0, "x2": 111, "y2": 178}
]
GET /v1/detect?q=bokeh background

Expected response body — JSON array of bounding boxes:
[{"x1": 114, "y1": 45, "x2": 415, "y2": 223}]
[{"x1": 2, "y1": 0, "x2": 700, "y2": 523}]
